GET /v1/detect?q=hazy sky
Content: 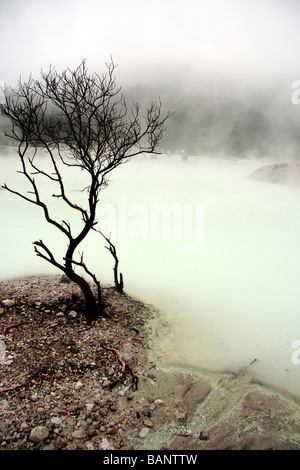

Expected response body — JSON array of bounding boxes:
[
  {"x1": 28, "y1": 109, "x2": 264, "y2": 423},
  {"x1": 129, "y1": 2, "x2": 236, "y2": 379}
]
[{"x1": 0, "y1": 0, "x2": 300, "y2": 91}]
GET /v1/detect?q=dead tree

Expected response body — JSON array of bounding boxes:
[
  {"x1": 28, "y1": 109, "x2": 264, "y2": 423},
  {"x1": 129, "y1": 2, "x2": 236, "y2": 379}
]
[
  {"x1": 96, "y1": 228, "x2": 124, "y2": 294},
  {"x1": 0, "y1": 60, "x2": 169, "y2": 324}
]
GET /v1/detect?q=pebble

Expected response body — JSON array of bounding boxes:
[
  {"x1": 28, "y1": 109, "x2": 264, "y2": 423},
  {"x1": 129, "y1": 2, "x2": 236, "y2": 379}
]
[
  {"x1": 72, "y1": 429, "x2": 87, "y2": 440},
  {"x1": 199, "y1": 431, "x2": 209, "y2": 441},
  {"x1": 139, "y1": 428, "x2": 150, "y2": 439},
  {"x1": 29, "y1": 426, "x2": 49, "y2": 443},
  {"x1": 102, "y1": 380, "x2": 111, "y2": 388},
  {"x1": 142, "y1": 410, "x2": 150, "y2": 420},
  {"x1": 0, "y1": 308, "x2": 4, "y2": 315},
  {"x1": 143, "y1": 419, "x2": 153, "y2": 428},
  {"x1": 68, "y1": 310, "x2": 77, "y2": 318},
  {"x1": 51, "y1": 417, "x2": 63, "y2": 427},
  {"x1": 2, "y1": 299, "x2": 14, "y2": 307},
  {"x1": 100, "y1": 437, "x2": 112, "y2": 450},
  {"x1": 118, "y1": 397, "x2": 128, "y2": 410},
  {"x1": 154, "y1": 399, "x2": 165, "y2": 406},
  {"x1": 55, "y1": 437, "x2": 64, "y2": 449},
  {"x1": 74, "y1": 381, "x2": 83, "y2": 391}
]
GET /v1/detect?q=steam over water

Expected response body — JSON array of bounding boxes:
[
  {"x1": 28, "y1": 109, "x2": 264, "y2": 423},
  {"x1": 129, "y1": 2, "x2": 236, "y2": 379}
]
[{"x1": 1, "y1": 150, "x2": 300, "y2": 397}]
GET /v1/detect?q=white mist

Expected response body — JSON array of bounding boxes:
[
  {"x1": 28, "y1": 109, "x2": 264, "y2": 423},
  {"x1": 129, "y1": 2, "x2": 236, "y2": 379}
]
[{"x1": 1, "y1": 150, "x2": 300, "y2": 397}]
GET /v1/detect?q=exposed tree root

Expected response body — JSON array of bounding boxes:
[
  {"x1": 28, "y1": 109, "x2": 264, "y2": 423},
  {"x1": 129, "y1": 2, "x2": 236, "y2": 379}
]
[{"x1": 101, "y1": 343, "x2": 138, "y2": 390}]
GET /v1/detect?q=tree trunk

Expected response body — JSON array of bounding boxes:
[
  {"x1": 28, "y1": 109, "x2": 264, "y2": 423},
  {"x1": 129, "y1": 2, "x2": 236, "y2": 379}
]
[
  {"x1": 65, "y1": 227, "x2": 104, "y2": 324},
  {"x1": 66, "y1": 268, "x2": 102, "y2": 325},
  {"x1": 114, "y1": 266, "x2": 124, "y2": 294}
]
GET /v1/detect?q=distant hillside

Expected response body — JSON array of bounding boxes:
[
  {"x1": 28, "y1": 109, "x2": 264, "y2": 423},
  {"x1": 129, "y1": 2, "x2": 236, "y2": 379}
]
[
  {"x1": 125, "y1": 81, "x2": 300, "y2": 160},
  {"x1": 249, "y1": 162, "x2": 300, "y2": 186}
]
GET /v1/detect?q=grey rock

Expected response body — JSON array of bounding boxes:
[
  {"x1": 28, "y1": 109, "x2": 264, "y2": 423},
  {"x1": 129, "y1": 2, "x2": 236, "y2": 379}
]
[
  {"x1": 100, "y1": 437, "x2": 112, "y2": 450},
  {"x1": 2, "y1": 299, "x2": 14, "y2": 307},
  {"x1": 139, "y1": 427, "x2": 150, "y2": 439},
  {"x1": 74, "y1": 381, "x2": 83, "y2": 391},
  {"x1": 29, "y1": 425, "x2": 49, "y2": 443},
  {"x1": 85, "y1": 403, "x2": 94, "y2": 412},
  {"x1": 102, "y1": 380, "x2": 111, "y2": 388},
  {"x1": 72, "y1": 429, "x2": 87, "y2": 440},
  {"x1": 51, "y1": 416, "x2": 63, "y2": 427},
  {"x1": 68, "y1": 310, "x2": 77, "y2": 318}
]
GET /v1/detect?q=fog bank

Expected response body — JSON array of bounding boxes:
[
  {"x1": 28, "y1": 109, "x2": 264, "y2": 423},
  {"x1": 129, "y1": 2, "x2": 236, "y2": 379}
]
[{"x1": 1, "y1": 151, "x2": 299, "y2": 397}]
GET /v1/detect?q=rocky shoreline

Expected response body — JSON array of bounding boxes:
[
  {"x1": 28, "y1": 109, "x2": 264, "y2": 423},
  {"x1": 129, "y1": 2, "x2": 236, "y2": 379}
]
[{"x1": 0, "y1": 274, "x2": 300, "y2": 450}]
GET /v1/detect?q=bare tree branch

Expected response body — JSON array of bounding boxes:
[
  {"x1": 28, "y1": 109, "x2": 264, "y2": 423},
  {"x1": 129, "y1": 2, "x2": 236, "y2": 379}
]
[
  {"x1": 33, "y1": 240, "x2": 66, "y2": 272},
  {"x1": 95, "y1": 227, "x2": 124, "y2": 293}
]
